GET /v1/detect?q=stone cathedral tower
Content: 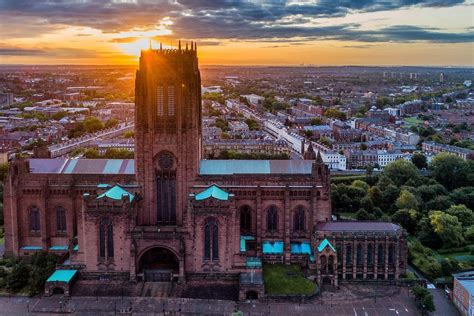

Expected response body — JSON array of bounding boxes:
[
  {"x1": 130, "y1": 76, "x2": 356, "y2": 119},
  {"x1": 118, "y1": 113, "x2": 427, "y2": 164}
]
[{"x1": 134, "y1": 42, "x2": 202, "y2": 226}]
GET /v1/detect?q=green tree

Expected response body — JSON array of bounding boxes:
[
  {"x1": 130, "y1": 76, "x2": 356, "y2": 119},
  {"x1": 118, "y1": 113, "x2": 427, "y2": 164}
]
[
  {"x1": 446, "y1": 205, "x2": 474, "y2": 227},
  {"x1": 383, "y1": 160, "x2": 419, "y2": 187},
  {"x1": 324, "y1": 108, "x2": 346, "y2": 120},
  {"x1": 425, "y1": 195, "x2": 452, "y2": 212},
  {"x1": 356, "y1": 208, "x2": 372, "y2": 220},
  {"x1": 392, "y1": 209, "x2": 417, "y2": 234},
  {"x1": 28, "y1": 252, "x2": 60, "y2": 295},
  {"x1": 430, "y1": 153, "x2": 469, "y2": 190},
  {"x1": 465, "y1": 225, "x2": 474, "y2": 242},
  {"x1": 421, "y1": 292, "x2": 436, "y2": 313},
  {"x1": 411, "y1": 153, "x2": 428, "y2": 169},
  {"x1": 352, "y1": 180, "x2": 369, "y2": 193},
  {"x1": 0, "y1": 162, "x2": 9, "y2": 181},
  {"x1": 105, "y1": 118, "x2": 119, "y2": 129},
  {"x1": 84, "y1": 148, "x2": 100, "y2": 159},
  {"x1": 6, "y1": 261, "x2": 30, "y2": 293},
  {"x1": 417, "y1": 216, "x2": 443, "y2": 249},
  {"x1": 83, "y1": 116, "x2": 105, "y2": 133},
  {"x1": 450, "y1": 187, "x2": 474, "y2": 210},
  {"x1": 310, "y1": 117, "x2": 323, "y2": 125},
  {"x1": 430, "y1": 211, "x2": 465, "y2": 248},
  {"x1": 396, "y1": 190, "x2": 419, "y2": 210}
]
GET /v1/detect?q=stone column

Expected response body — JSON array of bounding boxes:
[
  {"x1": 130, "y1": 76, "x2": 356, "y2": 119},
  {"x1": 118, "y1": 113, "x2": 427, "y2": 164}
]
[{"x1": 41, "y1": 185, "x2": 49, "y2": 251}]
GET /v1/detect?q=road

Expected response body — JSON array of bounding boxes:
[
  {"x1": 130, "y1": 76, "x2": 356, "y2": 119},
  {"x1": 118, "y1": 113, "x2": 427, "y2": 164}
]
[{"x1": 408, "y1": 265, "x2": 459, "y2": 315}]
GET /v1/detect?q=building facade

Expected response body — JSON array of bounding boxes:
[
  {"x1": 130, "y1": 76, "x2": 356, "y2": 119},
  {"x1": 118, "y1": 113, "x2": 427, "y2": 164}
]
[{"x1": 4, "y1": 45, "x2": 407, "y2": 295}]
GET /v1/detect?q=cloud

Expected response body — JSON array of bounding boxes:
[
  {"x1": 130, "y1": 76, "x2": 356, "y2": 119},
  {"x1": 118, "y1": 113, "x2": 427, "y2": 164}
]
[{"x1": 0, "y1": 0, "x2": 471, "y2": 44}]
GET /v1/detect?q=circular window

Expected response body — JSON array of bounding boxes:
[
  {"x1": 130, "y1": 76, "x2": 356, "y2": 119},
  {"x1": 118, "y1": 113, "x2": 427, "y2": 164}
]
[{"x1": 158, "y1": 152, "x2": 174, "y2": 170}]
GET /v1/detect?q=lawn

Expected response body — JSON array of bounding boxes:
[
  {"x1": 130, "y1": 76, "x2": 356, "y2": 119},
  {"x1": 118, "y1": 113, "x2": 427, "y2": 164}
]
[
  {"x1": 263, "y1": 264, "x2": 316, "y2": 295},
  {"x1": 404, "y1": 117, "x2": 423, "y2": 124}
]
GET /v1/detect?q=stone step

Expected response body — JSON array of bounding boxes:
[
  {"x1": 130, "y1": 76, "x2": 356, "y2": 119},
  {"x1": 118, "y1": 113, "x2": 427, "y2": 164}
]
[{"x1": 141, "y1": 282, "x2": 171, "y2": 297}]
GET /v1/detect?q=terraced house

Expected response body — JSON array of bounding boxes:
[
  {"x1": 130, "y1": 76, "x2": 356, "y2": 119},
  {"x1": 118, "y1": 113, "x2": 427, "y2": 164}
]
[{"x1": 3, "y1": 43, "x2": 407, "y2": 298}]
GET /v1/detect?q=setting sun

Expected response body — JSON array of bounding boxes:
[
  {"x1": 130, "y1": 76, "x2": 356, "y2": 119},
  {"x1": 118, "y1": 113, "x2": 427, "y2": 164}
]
[{"x1": 117, "y1": 38, "x2": 156, "y2": 57}]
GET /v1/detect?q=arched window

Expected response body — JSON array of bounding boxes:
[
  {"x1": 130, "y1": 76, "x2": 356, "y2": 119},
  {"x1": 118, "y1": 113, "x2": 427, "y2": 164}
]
[
  {"x1": 367, "y1": 244, "x2": 373, "y2": 265},
  {"x1": 388, "y1": 244, "x2": 395, "y2": 264},
  {"x1": 346, "y1": 245, "x2": 352, "y2": 266},
  {"x1": 99, "y1": 218, "x2": 114, "y2": 259},
  {"x1": 356, "y1": 244, "x2": 363, "y2": 265},
  {"x1": 321, "y1": 255, "x2": 327, "y2": 273},
  {"x1": 378, "y1": 244, "x2": 384, "y2": 264},
  {"x1": 29, "y1": 206, "x2": 40, "y2": 233},
  {"x1": 328, "y1": 255, "x2": 334, "y2": 273},
  {"x1": 267, "y1": 206, "x2": 278, "y2": 232},
  {"x1": 204, "y1": 218, "x2": 219, "y2": 261},
  {"x1": 240, "y1": 206, "x2": 252, "y2": 234},
  {"x1": 293, "y1": 206, "x2": 305, "y2": 231},
  {"x1": 56, "y1": 207, "x2": 67, "y2": 233}
]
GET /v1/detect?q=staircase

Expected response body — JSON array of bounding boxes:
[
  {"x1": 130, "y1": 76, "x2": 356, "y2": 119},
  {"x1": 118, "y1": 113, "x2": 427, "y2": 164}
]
[{"x1": 140, "y1": 282, "x2": 172, "y2": 297}]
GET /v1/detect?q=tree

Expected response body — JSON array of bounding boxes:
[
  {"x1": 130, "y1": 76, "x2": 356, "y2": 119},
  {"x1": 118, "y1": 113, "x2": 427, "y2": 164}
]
[
  {"x1": 417, "y1": 217, "x2": 443, "y2": 249},
  {"x1": 392, "y1": 209, "x2": 417, "y2": 234},
  {"x1": 356, "y1": 208, "x2": 372, "y2": 220},
  {"x1": 425, "y1": 195, "x2": 452, "y2": 212},
  {"x1": 351, "y1": 180, "x2": 369, "y2": 193},
  {"x1": 446, "y1": 205, "x2": 474, "y2": 227},
  {"x1": 367, "y1": 186, "x2": 383, "y2": 207},
  {"x1": 105, "y1": 118, "x2": 119, "y2": 129},
  {"x1": 396, "y1": 190, "x2": 419, "y2": 210},
  {"x1": 360, "y1": 196, "x2": 374, "y2": 212},
  {"x1": 465, "y1": 225, "x2": 474, "y2": 242},
  {"x1": 383, "y1": 160, "x2": 419, "y2": 187},
  {"x1": 28, "y1": 252, "x2": 60, "y2": 295},
  {"x1": 6, "y1": 261, "x2": 30, "y2": 293},
  {"x1": 430, "y1": 211, "x2": 465, "y2": 248},
  {"x1": 84, "y1": 148, "x2": 100, "y2": 159},
  {"x1": 310, "y1": 117, "x2": 323, "y2": 126},
  {"x1": 430, "y1": 153, "x2": 469, "y2": 190},
  {"x1": 411, "y1": 153, "x2": 428, "y2": 169},
  {"x1": 421, "y1": 292, "x2": 436, "y2": 313},
  {"x1": 324, "y1": 108, "x2": 346, "y2": 120},
  {"x1": 450, "y1": 187, "x2": 474, "y2": 210},
  {"x1": 83, "y1": 116, "x2": 105, "y2": 133}
]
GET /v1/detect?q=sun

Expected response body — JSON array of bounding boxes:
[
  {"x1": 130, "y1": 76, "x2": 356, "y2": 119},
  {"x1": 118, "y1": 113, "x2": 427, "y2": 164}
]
[{"x1": 118, "y1": 38, "x2": 156, "y2": 57}]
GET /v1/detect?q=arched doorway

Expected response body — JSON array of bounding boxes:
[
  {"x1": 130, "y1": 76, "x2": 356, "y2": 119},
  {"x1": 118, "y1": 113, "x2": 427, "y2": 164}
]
[
  {"x1": 52, "y1": 287, "x2": 65, "y2": 295},
  {"x1": 322, "y1": 277, "x2": 332, "y2": 286},
  {"x1": 246, "y1": 290, "x2": 258, "y2": 300},
  {"x1": 139, "y1": 247, "x2": 179, "y2": 282}
]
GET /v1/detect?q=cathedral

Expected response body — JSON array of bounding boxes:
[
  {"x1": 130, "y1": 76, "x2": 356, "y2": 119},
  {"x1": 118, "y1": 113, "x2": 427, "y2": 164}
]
[{"x1": 3, "y1": 43, "x2": 407, "y2": 298}]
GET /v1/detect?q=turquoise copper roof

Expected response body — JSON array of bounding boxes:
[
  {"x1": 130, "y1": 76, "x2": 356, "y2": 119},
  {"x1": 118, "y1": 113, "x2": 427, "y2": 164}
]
[
  {"x1": 20, "y1": 246, "x2": 43, "y2": 251},
  {"x1": 317, "y1": 238, "x2": 336, "y2": 253},
  {"x1": 291, "y1": 242, "x2": 312, "y2": 255},
  {"x1": 96, "y1": 185, "x2": 134, "y2": 202},
  {"x1": 199, "y1": 160, "x2": 313, "y2": 175},
  {"x1": 47, "y1": 269, "x2": 77, "y2": 283},
  {"x1": 262, "y1": 241, "x2": 284, "y2": 254},
  {"x1": 49, "y1": 245, "x2": 68, "y2": 251},
  {"x1": 246, "y1": 257, "x2": 262, "y2": 268},
  {"x1": 240, "y1": 235, "x2": 255, "y2": 252},
  {"x1": 195, "y1": 185, "x2": 229, "y2": 201}
]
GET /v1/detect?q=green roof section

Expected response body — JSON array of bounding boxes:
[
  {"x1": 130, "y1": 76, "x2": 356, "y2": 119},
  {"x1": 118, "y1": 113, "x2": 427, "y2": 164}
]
[
  {"x1": 195, "y1": 185, "x2": 230, "y2": 201},
  {"x1": 246, "y1": 257, "x2": 262, "y2": 268},
  {"x1": 46, "y1": 269, "x2": 77, "y2": 283},
  {"x1": 317, "y1": 238, "x2": 336, "y2": 253},
  {"x1": 96, "y1": 184, "x2": 134, "y2": 202}
]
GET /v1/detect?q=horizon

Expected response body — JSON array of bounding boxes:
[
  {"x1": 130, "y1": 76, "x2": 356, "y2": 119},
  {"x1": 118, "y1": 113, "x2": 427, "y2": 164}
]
[{"x1": 1, "y1": 1, "x2": 473, "y2": 66}]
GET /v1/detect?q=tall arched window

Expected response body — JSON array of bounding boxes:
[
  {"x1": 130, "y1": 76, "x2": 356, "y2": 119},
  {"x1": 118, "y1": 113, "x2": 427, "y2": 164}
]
[
  {"x1": 388, "y1": 244, "x2": 395, "y2": 264},
  {"x1": 204, "y1": 218, "x2": 219, "y2": 261},
  {"x1": 356, "y1": 244, "x2": 363, "y2": 265},
  {"x1": 293, "y1": 206, "x2": 305, "y2": 231},
  {"x1": 367, "y1": 244, "x2": 373, "y2": 265},
  {"x1": 378, "y1": 244, "x2": 384, "y2": 265},
  {"x1": 240, "y1": 206, "x2": 252, "y2": 234},
  {"x1": 99, "y1": 218, "x2": 114, "y2": 259},
  {"x1": 267, "y1": 206, "x2": 278, "y2": 232},
  {"x1": 29, "y1": 206, "x2": 40, "y2": 233},
  {"x1": 346, "y1": 245, "x2": 352, "y2": 266},
  {"x1": 328, "y1": 255, "x2": 334, "y2": 273},
  {"x1": 56, "y1": 207, "x2": 67, "y2": 233}
]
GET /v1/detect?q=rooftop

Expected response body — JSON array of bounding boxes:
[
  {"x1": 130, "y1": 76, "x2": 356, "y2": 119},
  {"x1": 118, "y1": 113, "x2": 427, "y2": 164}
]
[
  {"x1": 46, "y1": 269, "x2": 77, "y2": 283},
  {"x1": 316, "y1": 221, "x2": 401, "y2": 232}
]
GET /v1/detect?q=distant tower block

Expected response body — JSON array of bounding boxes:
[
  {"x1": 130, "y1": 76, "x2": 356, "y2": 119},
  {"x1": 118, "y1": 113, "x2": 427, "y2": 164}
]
[
  {"x1": 383, "y1": 72, "x2": 387, "y2": 78},
  {"x1": 440, "y1": 73, "x2": 445, "y2": 83}
]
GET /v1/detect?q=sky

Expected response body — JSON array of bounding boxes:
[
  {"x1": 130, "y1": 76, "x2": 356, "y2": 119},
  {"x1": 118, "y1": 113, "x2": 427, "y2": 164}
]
[{"x1": 0, "y1": 0, "x2": 473, "y2": 66}]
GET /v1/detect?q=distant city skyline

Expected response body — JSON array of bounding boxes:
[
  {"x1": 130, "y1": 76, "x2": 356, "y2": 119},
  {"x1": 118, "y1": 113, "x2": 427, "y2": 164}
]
[{"x1": 0, "y1": 0, "x2": 473, "y2": 66}]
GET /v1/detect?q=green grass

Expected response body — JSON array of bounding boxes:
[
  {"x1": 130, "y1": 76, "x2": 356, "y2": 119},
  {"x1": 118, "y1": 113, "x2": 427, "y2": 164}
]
[
  {"x1": 263, "y1": 264, "x2": 316, "y2": 295},
  {"x1": 338, "y1": 212, "x2": 357, "y2": 219},
  {"x1": 404, "y1": 117, "x2": 423, "y2": 125}
]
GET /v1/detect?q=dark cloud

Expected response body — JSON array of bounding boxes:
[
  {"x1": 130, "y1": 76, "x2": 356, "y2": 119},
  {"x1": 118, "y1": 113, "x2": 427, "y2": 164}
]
[{"x1": 0, "y1": 0, "x2": 471, "y2": 44}]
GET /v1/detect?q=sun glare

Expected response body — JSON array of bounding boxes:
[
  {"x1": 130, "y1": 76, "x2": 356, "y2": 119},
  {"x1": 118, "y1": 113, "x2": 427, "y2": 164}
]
[{"x1": 118, "y1": 38, "x2": 155, "y2": 57}]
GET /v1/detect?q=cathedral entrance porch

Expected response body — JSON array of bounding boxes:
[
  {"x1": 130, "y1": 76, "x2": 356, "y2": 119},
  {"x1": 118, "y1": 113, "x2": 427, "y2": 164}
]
[{"x1": 138, "y1": 247, "x2": 180, "y2": 282}]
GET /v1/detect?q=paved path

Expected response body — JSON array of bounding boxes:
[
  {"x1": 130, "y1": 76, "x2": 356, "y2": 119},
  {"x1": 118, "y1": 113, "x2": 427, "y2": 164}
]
[{"x1": 0, "y1": 291, "x2": 420, "y2": 316}]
